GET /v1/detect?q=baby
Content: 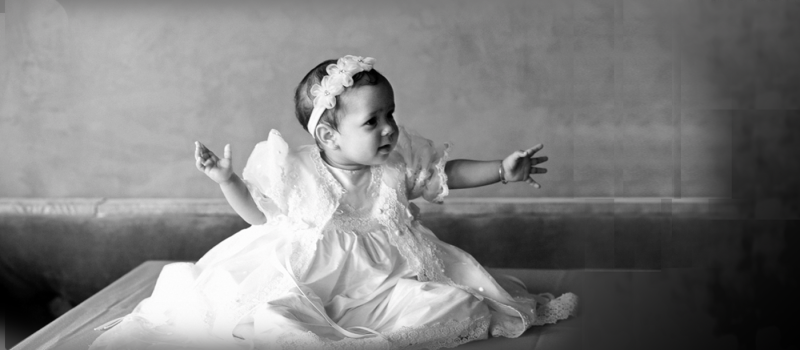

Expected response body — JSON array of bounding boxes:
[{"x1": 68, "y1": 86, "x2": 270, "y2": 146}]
[
  {"x1": 91, "y1": 55, "x2": 575, "y2": 350},
  {"x1": 195, "y1": 56, "x2": 548, "y2": 227}
]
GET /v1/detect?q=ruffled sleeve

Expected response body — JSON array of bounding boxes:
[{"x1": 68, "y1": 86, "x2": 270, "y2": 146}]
[
  {"x1": 242, "y1": 129, "x2": 290, "y2": 220},
  {"x1": 393, "y1": 126, "x2": 452, "y2": 204}
]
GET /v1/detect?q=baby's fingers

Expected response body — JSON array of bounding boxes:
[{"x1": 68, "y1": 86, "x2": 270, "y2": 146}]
[
  {"x1": 223, "y1": 144, "x2": 231, "y2": 161},
  {"x1": 197, "y1": 142, "x2": 217, "y2": 159},
  {"x1": 195, "y1": 142, "x2": 206, "y2": 171},
  {"x1": 527, "y1": 174, "x2": 542, "y2": 189},
  {"x1": 518, "y1": 151, "x2": 533, "y2": 179},
  {"x1": 195, "y1": 157, "x2": 205, "y2": 171},
  {"x1": 197, "y1": 141, "x2": 208, "y2": 155},
  {"x1": 523, "y1": 144, "x2": 544, "y2": 157}
]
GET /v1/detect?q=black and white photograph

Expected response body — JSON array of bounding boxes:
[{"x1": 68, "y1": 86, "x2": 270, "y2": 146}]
[{"x1": 1, "y1": 0, "x2": 799, "y2": 349}]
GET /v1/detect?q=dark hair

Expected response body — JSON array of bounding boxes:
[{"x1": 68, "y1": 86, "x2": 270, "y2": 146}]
[{"x1": 294, "y1": 59, "x2": 389, "y2": 139}]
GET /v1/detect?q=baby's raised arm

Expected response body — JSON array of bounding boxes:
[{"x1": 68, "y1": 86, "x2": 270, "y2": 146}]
[
  {"x1": 195, "y1": 142, "x2": 266, "y2": 225},
  {"x1": 445, "y1": 144, "x2": 548, "y2": 190}
]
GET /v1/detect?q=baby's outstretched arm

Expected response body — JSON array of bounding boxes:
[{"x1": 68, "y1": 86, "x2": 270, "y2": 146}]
[
  {"x1": 195, "y1": 142, "x2": 266, "y2": 225},
  {"x1": 445, "y1": 144, "x2": 548, "y2": 190}
]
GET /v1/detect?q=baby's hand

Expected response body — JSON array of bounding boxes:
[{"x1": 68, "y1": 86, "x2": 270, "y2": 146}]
[
  {"x1": 195, "y1": 141, "x2": 233, "y2": 184},
  {"x1": 501, "y1": 144, "x2": 548, "y2": 188}
]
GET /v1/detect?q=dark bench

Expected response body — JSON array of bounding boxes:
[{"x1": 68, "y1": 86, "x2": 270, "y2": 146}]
[{"x1": 3, "y1": 198, "x2": 767, "y2": 349}]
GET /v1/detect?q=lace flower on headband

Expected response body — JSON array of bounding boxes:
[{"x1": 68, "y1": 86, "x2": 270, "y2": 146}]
[
  {"x1": 307, "y1": 55, "x2": 375, "y2": 138},
  {"x1": 309, "y1": 76, "x2": 344, "y2": 110}
]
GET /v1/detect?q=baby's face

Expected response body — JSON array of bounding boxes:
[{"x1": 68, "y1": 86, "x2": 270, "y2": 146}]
[{"x1": 333, "y1": 81, "x2": 398, "y2": 166}]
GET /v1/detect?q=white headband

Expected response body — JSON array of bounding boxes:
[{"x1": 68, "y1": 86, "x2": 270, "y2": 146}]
[{"x1": 307, "y1": 55, "x2": 376, "y2": 139}]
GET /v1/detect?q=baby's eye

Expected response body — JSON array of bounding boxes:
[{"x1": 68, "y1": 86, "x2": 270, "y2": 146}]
[
  {"x1": 365, "y1": 118, "x2": 377, "y2": 126},
  {"x1": 387, "y1": 113, "x2": 394, "y2": 120}
]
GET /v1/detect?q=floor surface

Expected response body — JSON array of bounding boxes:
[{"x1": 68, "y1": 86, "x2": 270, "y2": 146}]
[{"x1": 13, "y1": 261, "x2": 773, "y2": 350}]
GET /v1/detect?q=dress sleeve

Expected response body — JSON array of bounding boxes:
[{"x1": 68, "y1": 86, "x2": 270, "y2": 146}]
[
  {"x1": 394, "y1": 125, "x2": 452, "y2": 204},
  {"x1": 241, "y1": 129, "x2": 289, "y2": 220}
]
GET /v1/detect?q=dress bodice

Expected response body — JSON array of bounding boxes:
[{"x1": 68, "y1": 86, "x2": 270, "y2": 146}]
[
  {"x1": 328, "y1": 209, "x2": 384, "y2": 235},
  {"x1": 320, "y1": 153, "x2": 385, "y2": 234}
]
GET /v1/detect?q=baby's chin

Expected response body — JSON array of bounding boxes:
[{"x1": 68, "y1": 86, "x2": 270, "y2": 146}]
[{"x1": 360, "y1": 149, "x2": 392, "y2": 166}]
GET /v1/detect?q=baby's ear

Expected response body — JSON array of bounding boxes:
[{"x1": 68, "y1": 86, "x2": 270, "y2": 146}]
[{"x1": 315, "y1": 124, "x2": 339, "y2": 149}]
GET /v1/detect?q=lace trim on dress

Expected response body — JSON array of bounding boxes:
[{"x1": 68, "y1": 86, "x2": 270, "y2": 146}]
[
  {"x1": 312, "y1": 147, "x2": 385, "y2": 234},
  {"x1": 311, "y1": 146, "x2": 382, "y2": 199},
  {"x1": 290, "y1": 228, "x2": 323, "y2": 280},
  {"x1": 532, "y1": 292, "x2": 579, "y2": 326},
  {"x1": 386, "y1": 314, "x2": 490, "y2": 350},
  {"x1": 431, "y1": 143, "x2": 452, "y2": 204},
  {"x1": 285, "y1": 170, "x2": 307, "y2": 220},
  {"x1": 310, "y1": 146, "x2": 346, "y2": 197},
  {"x1": 270, "y1": 314, "x2": 490, "y2": 350},
  {"x1": 269, "y1": 147, "x2": 338, "y2": 283},
  {"x1": 376, "y1": 184, "x2": 451, "y2": 284},
  {"x1": 395, "y1": 187, "x2": 452, "y2": 284},
  {"x1": 330, "y1": 212, "x2": 381, "y2": 233},
  {"x1": 311, "y1": 148, "x2": 345, "y2": 226},
  {"x1": 484, "y1": 295, "x2": 530, "y2": 338},
  {"x1": 275, "y1": 331, "x2": 390, "y2": 350}
]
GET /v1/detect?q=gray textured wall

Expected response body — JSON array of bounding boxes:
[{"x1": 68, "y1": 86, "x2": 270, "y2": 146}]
[{"x1": 0, "y1": 0, "x2": 797, "y2": 199}]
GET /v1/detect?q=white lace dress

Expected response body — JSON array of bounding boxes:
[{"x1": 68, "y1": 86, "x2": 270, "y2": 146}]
[{"x1": 89, "y1": 126, "x2": 577, "y2": 350}]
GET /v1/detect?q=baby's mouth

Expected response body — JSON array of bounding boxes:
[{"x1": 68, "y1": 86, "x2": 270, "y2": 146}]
[{"x1": 378, "y1": 144, "x2": 392, "y2": 152}]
